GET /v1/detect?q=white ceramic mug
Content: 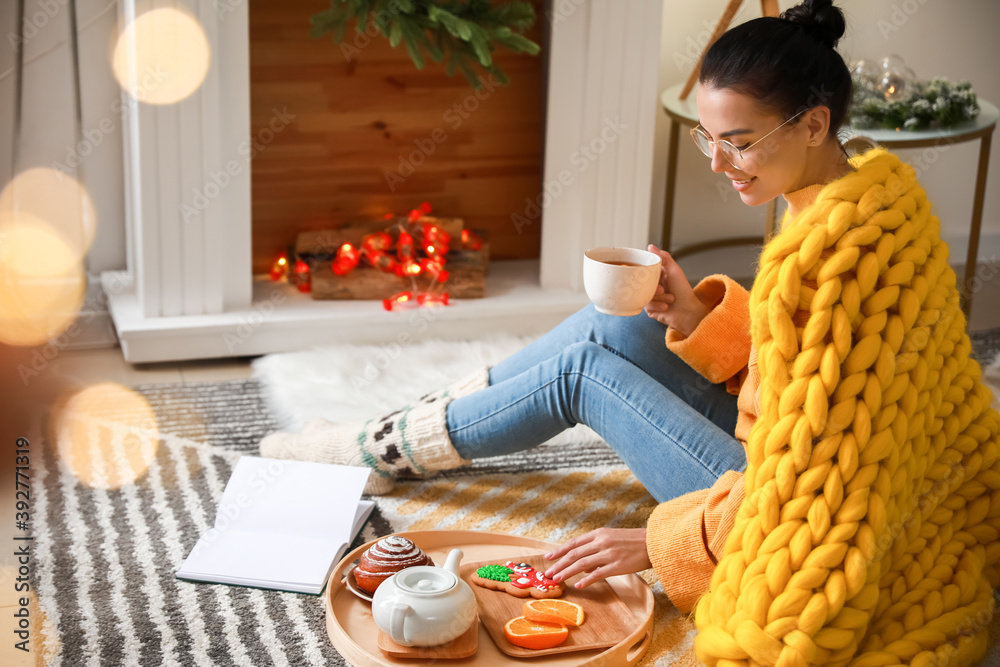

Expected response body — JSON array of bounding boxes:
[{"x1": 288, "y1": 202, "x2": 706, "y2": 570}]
[{"x1": 583, "y1": 247, "x2": 662, "y2": 317}]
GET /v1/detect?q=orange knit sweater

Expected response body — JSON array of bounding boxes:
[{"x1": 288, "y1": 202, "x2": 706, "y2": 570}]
[{"x1": 646, "y1": 184, "x2": 823, "y2": 612}]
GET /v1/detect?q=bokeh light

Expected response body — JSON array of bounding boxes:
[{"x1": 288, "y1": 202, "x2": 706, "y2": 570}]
[
  {"x1": 0, "y1": 167, "x2": 97, "y2": 259},
  {"x1": 112, "y1": 8, "x2": 211, "y2": 105},
  {"x1": 53, "y1": 383, "x2": 160, "y2": 489},
  {"x1": 0, "y1": 212, "x2": 86, "y2": 347}
]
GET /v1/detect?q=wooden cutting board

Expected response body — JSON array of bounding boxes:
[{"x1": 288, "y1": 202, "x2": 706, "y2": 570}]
[
  {"x1": 376, "y1": 616, "x2": 478, "y2": 659},
  {"x1": 460, "y1": 554, "x2": 638, "y2": 658}
]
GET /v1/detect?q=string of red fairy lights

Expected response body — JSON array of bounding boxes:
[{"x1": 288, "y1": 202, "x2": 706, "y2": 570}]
[{"x1": 268, "y1": 202, "x2": 483, "y2": 310}]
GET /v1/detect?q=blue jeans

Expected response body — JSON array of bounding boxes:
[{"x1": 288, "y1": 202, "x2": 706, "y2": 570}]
[{"x1": 446, "y1": 304, "x2": 747, "y2": 503}]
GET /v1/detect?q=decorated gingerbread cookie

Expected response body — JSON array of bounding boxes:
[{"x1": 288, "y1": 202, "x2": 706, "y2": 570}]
[{"x1": 470, "y1": 561, "x2": 564, "y2": 598}]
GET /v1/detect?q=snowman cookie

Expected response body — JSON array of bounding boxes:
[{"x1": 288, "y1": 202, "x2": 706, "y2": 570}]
[{"x1": 470, "y1": 561, "x2": 564, "y2": 598}]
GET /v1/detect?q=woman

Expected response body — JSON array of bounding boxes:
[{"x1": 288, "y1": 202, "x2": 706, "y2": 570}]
[{"x1": 262, "y1": 4, "x2": 1000, "y2": 654}]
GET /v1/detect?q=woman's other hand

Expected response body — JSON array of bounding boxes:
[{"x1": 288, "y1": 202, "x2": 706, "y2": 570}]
[
  {"x1": 541, "y1": 528, "x2": 652, "y2": 590},
  {"x1": 643, "y1": 244, "x2": 710, "y2": 336}
]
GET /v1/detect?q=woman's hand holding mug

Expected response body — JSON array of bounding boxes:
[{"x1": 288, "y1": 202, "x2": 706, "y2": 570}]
[{"x1": 642, "y1": 244, "x2": 711, "y2": 336}]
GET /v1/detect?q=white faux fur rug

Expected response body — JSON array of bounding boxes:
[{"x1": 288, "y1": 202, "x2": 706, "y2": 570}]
[
  {"x1": 251, "y1": 334, "x2": 605, "y2": 447},
  {"x1": 252, "y1": 332, "x2": 1000, "y2": 429}
]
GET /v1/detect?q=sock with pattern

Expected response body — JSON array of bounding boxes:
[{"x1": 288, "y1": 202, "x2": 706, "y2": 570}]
[{"x1": 259, "y1": 367, "x2": 489, "y2": 494}]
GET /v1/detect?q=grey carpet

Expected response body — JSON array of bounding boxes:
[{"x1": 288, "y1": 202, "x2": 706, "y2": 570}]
[
  {"x1": 33, "y1": 382, "x2": 350, "y2": 666},
  {"x1": 972, "y1": 327, "x2": 1000, "y2": 366},
  {"x1": 30, "y1": 328, "x2": 1000, "y2": 665}
]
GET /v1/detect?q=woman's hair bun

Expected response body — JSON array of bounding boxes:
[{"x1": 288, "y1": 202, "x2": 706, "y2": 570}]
[{"x1": 781, "y1": 0, "x2": 846, "y2": 49}]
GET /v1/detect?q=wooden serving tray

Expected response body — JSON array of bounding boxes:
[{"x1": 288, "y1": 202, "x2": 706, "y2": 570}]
[
  {"x1": 462, "y1": 554, "x2": 637, "y2": 658},
  {"x1": 325, "y1": 530, "x2": 654, "y2": 667}
]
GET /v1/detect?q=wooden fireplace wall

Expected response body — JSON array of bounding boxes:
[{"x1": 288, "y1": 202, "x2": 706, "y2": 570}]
[{"x1": 248, "y1": 0, "x2": 548, "y2": 274}]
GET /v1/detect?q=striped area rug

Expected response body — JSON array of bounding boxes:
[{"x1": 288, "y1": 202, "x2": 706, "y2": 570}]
[{"x1": 31, "y1": 382, "x2": 340, "y2": 666}]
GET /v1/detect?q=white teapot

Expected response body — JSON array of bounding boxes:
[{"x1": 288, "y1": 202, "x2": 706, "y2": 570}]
[{"x1": 371, "y1": 548, "x2": 477, "y2": 647}]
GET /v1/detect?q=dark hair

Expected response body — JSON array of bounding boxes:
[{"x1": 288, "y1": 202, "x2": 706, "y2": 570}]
[{"x1": 699, "y1": 0, "x2": 852, "y2": 137}]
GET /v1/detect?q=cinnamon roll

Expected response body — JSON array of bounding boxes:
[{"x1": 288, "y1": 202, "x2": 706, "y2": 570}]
[{"x1": 353, "y1": 536, "x2": 433, "y2": 594}]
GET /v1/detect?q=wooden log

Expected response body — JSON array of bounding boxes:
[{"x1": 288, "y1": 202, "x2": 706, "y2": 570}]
[
  {"x1": 310, "y1": 244, "x2": 489, "y2": 300},
  {"x1": 296, "y1": 216, "x2": 465, "y2": 258}
]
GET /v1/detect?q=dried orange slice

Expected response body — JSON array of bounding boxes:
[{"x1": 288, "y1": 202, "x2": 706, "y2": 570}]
[
  {"x1": 503, "y1": 616, "x2": 569, "y2": 650},
  {"x1": 523, "y1": 598, "x2": 586, "y2": 626}
]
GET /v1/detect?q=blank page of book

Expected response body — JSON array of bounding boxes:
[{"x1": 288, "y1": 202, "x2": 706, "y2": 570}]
[
  {"x1": 176, "y1": 457, "x2": 371, "y2": 594},
  {"x1": 205, "y1": 457, "x2": 370, "y2": 538}
]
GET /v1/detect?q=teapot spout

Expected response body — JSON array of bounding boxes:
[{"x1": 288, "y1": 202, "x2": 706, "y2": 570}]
[{"x1": 443, "y1": 549, "x2": 463, "y2": 576}]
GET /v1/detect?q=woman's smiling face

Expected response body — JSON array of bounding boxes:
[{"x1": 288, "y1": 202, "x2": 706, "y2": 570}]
[{"x1": 695, "y1": 85, "x2": 813, "y2": 206}]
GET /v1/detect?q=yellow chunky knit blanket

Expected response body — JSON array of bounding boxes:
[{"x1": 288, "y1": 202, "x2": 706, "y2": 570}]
[{"x1": 694, "y1": 149, "x2": 1000, "y2": 667}]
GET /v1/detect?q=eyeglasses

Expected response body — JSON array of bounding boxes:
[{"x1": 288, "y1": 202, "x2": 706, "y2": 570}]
[{"x1": 690, "y1": 109, "x2": 808, "y2": 170}]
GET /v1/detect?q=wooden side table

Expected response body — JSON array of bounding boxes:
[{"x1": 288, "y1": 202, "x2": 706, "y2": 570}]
[{"x1": 659, "y1": 81, "x2": 998, "y2": 317}]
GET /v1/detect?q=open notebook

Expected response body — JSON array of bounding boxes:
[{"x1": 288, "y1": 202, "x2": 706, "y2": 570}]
[{"x1": 177, "y1": 456, "x2": 375, "y2": 595}]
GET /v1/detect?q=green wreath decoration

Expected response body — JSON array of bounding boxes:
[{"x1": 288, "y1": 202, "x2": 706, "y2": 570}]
[
  {"x1": 850, "y1": 76, "x2": 980, "y2": 131},
  {"x1": 311, "y1": 0, "x2": 541, "y2": 89}
]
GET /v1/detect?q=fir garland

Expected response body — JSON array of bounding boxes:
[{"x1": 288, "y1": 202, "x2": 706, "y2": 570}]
[
  {"x1": 311, "y1": 0, "x2": 541, "y2": 89},
  {"x1": 850, "y1": 77, "x2": 980, "y2": 131}
]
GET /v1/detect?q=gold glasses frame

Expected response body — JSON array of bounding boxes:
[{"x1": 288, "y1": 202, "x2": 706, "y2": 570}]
[{"x1": 690, "y1": 108, "x2": 809, "y2": 170}]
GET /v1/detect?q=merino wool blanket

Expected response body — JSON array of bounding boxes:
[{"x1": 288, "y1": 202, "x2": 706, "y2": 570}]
[{"x1": 694, "y1": 150, "x2": 1000, "y2": 667}]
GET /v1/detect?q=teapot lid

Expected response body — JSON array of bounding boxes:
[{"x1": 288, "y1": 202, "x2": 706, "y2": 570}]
[{"x1": 395, "y1": 567, "x2": 456, "y2": 595}]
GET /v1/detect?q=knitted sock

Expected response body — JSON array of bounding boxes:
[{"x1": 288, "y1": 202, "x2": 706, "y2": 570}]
[{"x1": 258, "y1": 368, "x2": 489, "y2": 495}]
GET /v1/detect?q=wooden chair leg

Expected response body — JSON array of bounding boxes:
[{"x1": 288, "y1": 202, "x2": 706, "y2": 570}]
[
  {"x1": 662, "y1": 120, "x2": 681, "y2": 252},
  {"x1": 760, "y1": 0, "x2": 780, "y2": 18},
  {"x1": 764, "y1": 199, "x2": 777, "y2": 242},
  {"x1": 962, "y1": 132, "x2": 992, "y2": 319},
  {"x1": 679, "y1": 0, "x2": 744, "y2": 100}
]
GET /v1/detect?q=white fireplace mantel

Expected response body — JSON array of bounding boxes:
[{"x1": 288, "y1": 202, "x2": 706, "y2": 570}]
[{"x1": 105, "y1": 0, "x2": 665, "y2": 362}]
